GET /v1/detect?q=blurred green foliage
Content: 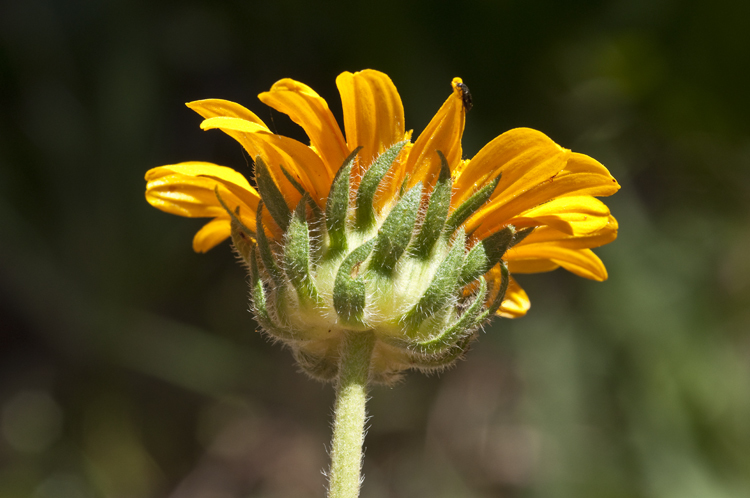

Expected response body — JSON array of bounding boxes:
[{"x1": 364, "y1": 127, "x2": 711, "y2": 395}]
[{"x1": 1, "y1": 0, "x2": 749, "y2": 497}]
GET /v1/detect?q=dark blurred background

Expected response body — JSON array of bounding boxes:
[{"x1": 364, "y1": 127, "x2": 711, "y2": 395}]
[{"x1": 1, "y1": 0, "x2": 749, "y2": 496}]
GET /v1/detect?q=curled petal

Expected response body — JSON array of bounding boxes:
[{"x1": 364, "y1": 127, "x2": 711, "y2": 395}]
[
  {"x1": 336, "y1": 70, "x2": 405, "y2": 181},
  {"x1": 505, "y1": 196, "x2": 611, "y2": 236},
  {"x1": 504, "y1": 216, "x2": 617, "y2": 279},
  {"x1": 519, "y1": 215, "x2": 619, "y2": 249},
  {"x1": 193, "y1": 217, "x2": 232, "y2": 253},
  {"x1": 506, "y1": 245, "x2": 608, "y2": 281},
  {"x1": 467, "y1": 152, "x2": 619, "y2": 237},
  {"x1": 146, "y1": 173, "x2": 228, "y2": 217},
  {"x1": 259, "y1": 79, "x2": 348, "y2": 177},
  {"x1": 145, "y1": 162, "x2": 258, "y2": 219},
  {"x1": 186, "y1": 99, "x2": 268, "y2": 127},
  {"x1": 192, "y1": 116, "x2": 266, "y2": 172},
  {"x1": 199, "y1": 117, "x2": 331, "y2": 206},
  {"x1": 146, "y1": 161, "x2": 254, "y2": 189},
  {"x1": 145, "y1": 162, "x2": 261, "y2": 251},
  {"x1": 498, "y1": 278, "x2": 531, "y2": 318}
]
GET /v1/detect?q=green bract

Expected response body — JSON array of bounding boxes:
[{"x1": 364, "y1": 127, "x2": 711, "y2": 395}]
[{"x1": 222, "y1": 144, "x2": 522, "y2": 384}]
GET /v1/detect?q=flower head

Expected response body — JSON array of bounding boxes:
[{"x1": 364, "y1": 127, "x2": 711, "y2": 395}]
[{"x1": 145, "y1": 70, "x2": 619, "y2": 383}]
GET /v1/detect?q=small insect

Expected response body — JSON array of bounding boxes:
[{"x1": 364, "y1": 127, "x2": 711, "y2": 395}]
[{"x1": 456, "y1": 82, "x2": 472, "y2": 111}]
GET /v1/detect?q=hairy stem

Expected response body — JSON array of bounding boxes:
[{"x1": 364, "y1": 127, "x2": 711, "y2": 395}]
[{"x1": 327, "y1": 330, "x2": 376, "y2": 498}]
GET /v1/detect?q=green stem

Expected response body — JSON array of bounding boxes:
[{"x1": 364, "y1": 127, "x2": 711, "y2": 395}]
[{"x1": 327, "y1": 330, "x2": 376, "y2": 498}]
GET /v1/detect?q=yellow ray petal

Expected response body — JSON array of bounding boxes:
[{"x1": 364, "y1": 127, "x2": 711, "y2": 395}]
[
  {"x1": 146, "y1": 174, "x2": 227, "y2": 217},
  {"x1": 467, "y1": 151, "x2": 619, "y2": 236},
  {"x1": 193, "y1": 217, "x2": 232, "y2": 253},
  {"x1": 145, "y1": 162, "x2": 258, "y2": 219},
  {"x1": 336, "y1": 70, "x2": 405, "y2": 181},
  {"x1": 561, "y1": 152, "x2": 621, "y2": 197},
  {"x1": 485, "y1": 268, "x2": 531, "y2": 319},
  {"x1": 199, "y1": 116, "x2": 331, "y2": 206},
  {"x1": 498, "y1": 280, "x2": 531, "y2": 319},
  {"x1": 146, "y1": 161, "x2": 258, "y2": 205},
  {"x1": 518, "y1": 215, "x2": 618, "y2": 249},
  {"x1": 507, "y1": 259, "x2": 560, "y2": 274},
  {"x1": 453, "y1": 128, "x2": 565, "y2": 207},
  {"x1": 259, "y1": 78, "x2": 348, "y2": 177},
  {"x1": 404, "y1": 77, "x2": 465, "y2": 189},
  {"x1": 506, "y1": 196, "x2": 610, "y2": 236},
  {"x1": 146, "y1": 163, "x2": 265, "y2": 249},
  {"x1": 506, "y1": 245, "x2": 608, "y2": 281},
  {"x1": 186, "y1": 98, "x2": 268, "y2": 128},
  {"x1": 192, "y1": 115, "x2": 265, "y2": 168},
  {"x1": 186, "y1": 102, "x2": 272, "y2": 190},
  {"x1": 146, "y1": 161, "x2": 253, "y2": 186}
]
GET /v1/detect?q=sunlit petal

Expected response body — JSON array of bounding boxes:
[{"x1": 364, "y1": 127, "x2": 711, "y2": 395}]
[
  {"x1": 145, "y1": 162, "x2": 257, "y2": 218},
  {"x1": 259, "y1": 78, "x2": 348, "y2": 177},
  {"x1": 501, "y1": 196, "x2": 610, "y2": 237},
  {"x1": 336, "y1": 70, "x2": 405, "y2": 180},
  {"x1": 187, "y1": 99, "x2": 268, "y2": 125},
  {"x1": 404, "y1": 77, "x2": 465, "y2": 189},
  {"x1": 467, "y1": 151, "x2": 619, "y2": 236},
  {"x1": 200, "y1": 116, "x2": 331, "y2": 207},
  {"x1": 453, "y1": 128, "x2": 565, "y2": 207},
  {"x1": 518, "y1": 215, "x2": 619, "y2": 249},
  {"x1": 146, "y1": 161, "x2": 253, "y2": 189}
]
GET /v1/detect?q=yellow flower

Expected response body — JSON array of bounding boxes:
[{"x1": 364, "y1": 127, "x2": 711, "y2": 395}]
[{"x1": 145, "y1": 70, "x2": 619, "y2": 382}]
